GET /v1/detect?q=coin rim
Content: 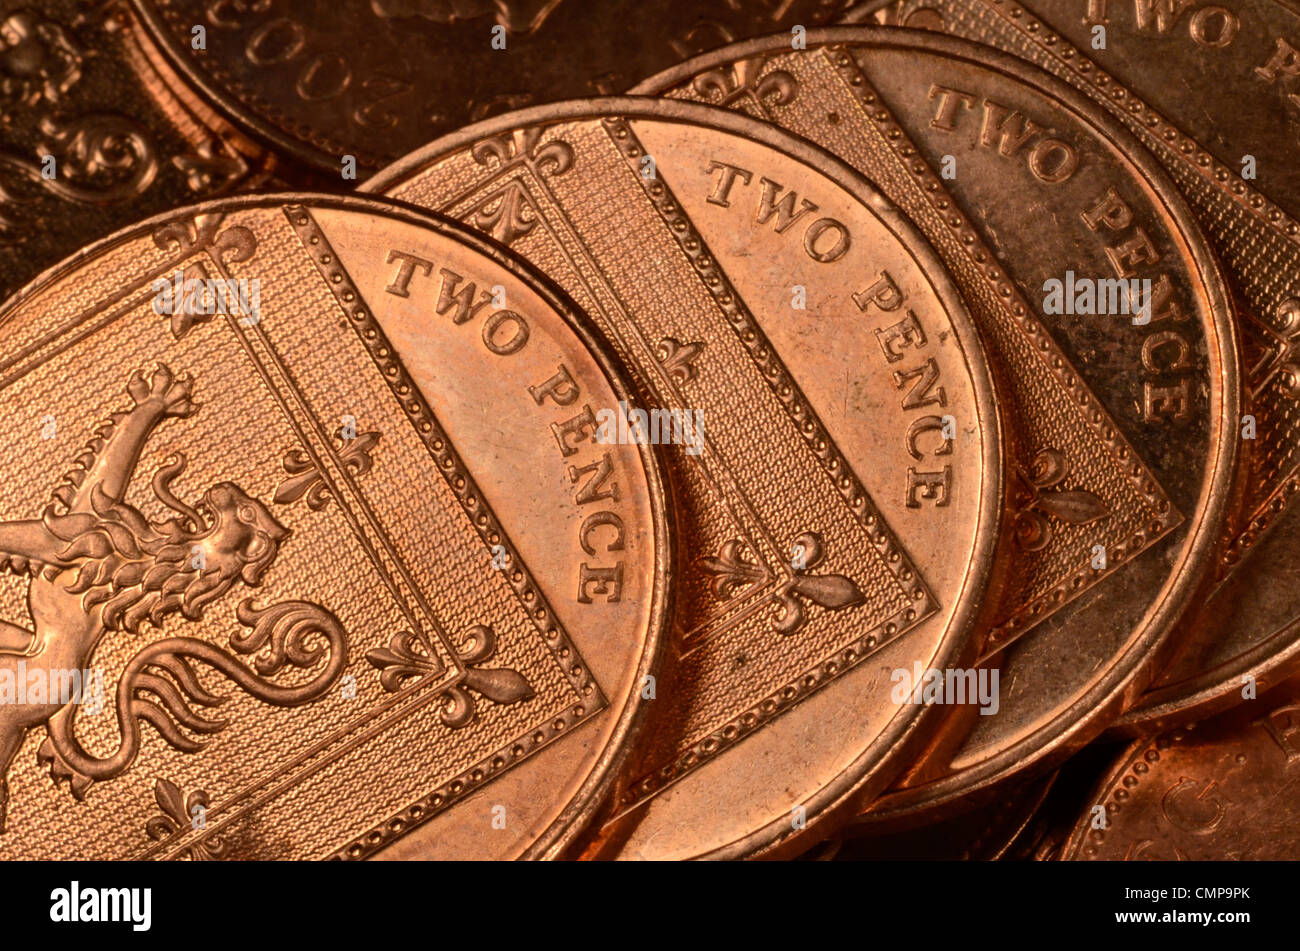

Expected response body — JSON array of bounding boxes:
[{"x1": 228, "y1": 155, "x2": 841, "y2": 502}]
[
  {"x1": 632, "y1": 27, "x2": 1241, "y2": 824},
  {"x1": 0, "y1": 191, "x2": 676, "y2": 861},
  {"x1": 1056, "y1": 728, "x2": 1186, "y2": 860},
  {"x1": 127, "y1": 0, "x2": 377, "y2": 172},
  {"x1": 1111, "y1": 618, "x2": 1300, "y2": 736},
  {"x1": 363, "y1": 95, "x2": 1008, "y2": 859}
]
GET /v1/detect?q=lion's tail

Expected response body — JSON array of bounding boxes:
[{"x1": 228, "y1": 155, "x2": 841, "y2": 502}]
[{"x1": 39, "y1": 599, "x2": 347, "y2": 799}]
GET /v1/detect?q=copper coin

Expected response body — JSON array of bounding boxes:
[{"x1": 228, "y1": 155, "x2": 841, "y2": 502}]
[
  {"x1": 1060, "y1": 674, "x2": 1300, "y2": 860},
  {"x1": 0, "y1": 0, "x2": 279, "y2": 301},
  {"x1": 0, "y1": 192, "x2": 671, "y2": 859},
  {"x1": 636, "y1": 28, "x2": 1240, "y2": 825},
  {"x1": 365, "y1": 97, "x2": 1006, "y2": 858},
  {"x1": 844, "y1": 0, "x2": 1300, "y2": 732},
  {"x1": 126, "y1": 0, "x2": 852, "y2": 176}
]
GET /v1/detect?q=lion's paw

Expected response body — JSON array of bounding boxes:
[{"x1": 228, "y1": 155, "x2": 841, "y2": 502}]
[
  {"x1": 128, "y1": 363, "x2": 199, "y2": 419},
  {"x1": 37, "y1": 737, "x2": 94, "y2": 801}
]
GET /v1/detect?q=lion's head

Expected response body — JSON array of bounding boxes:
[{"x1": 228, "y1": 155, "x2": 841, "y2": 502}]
[
  {"x1": 192, "y1": 482, "x2": 290, "y2": 589},
  {"x1": 44, "y1": 467, "x2": 291, "y2": 634}
]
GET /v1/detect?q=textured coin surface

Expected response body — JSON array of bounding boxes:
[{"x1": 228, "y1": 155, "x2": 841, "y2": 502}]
[
  {"x1": 636, "y1": 28, "x2": 1239, "y2": 825},
  {"x1": 366, "y1": 97, "x2": 1005, "y2": 858},
  {"x1": 128, "y1": 0, "x2": 850, "y2": 175},
  {"x1": 845, "y1": 0, "x2": 1300, "y2": 733},
  {"x1": 0, "y1": 0, "x2": 279, "y2": 302},
  {"x1": 1061, "y1": 674, "x2": 1300, "y2": 860},
  {"x1": 0, "y1": 193, "x2": 670, "y2": 859}
]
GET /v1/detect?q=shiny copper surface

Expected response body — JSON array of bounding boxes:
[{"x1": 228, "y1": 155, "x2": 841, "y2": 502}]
[
  {"x1": 366, "y1": 97, "x2": 1007, "y2": 858},
  {"x1": 636, "y1": 27, "x2": 1239, "y2": 829},
  {"x1": 3, "y1": 0, "x2": 1296, "y2": 866},
  {"x1": 1060, "y1": 675, "x2": 1300, "y2": 860},
  {"x1": 0, "y1": 193, "x2": 671, "y2": 859}
]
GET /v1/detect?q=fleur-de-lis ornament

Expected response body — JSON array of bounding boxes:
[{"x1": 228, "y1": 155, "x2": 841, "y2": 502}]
[
  {"x1": 275, "y1": 428, "x2": 381, "y2": 510},
  {"x1": 366, "y1": 623, "x2": 534, "y2": 729},
  {"x1": 1246, "y1": 297, "x2": 1300, "y2": 399},
  {"x1": 1012, "y1": 448, "x2": 1108, "y2": 551},
  {"x1": 657, "y1": 336, "x2": 705, "y2": 383},
  {"x1": 468, "y1": 127, "x2": 575, "y2": 246},
  {"x1": 700, "y1": 532, "x2": 864, "y2": 636},
  {"x1": 144, "y1": 778, "x2": 227, "y2": 860},
  {"x1": 690, "y1": 55, "x2": 800, "y2": 119}
]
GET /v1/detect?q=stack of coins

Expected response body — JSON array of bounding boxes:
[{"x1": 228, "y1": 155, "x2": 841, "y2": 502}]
[{"x1": 0, "y1": 0, "x2": 1292, "y2": 861}]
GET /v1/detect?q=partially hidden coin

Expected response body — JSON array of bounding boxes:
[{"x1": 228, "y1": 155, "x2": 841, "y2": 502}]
[
  {"x1": 1060, "y1": 673, "x2": 1300, "y2": 860},
  {"x1": 0, "y1": 0, "x2": 278, "y2": 301},
  {"x1": 0, "y1": 193, "x2": 671, "y2": 859},
  {"x1": 844, "y1": 0, "x2": 1300, "y2": 734},
  {"x1": 635, "y1": 27, "x2": 1240, "y2": 826},
  {"x1": 364, "y1": 97, "x2": 1006, "y2": 858},
  {"x1": 831, "y1": 769, "x2": 1056, "y2": 859},
  {"x1": 126, "y1": 0, "x2": 853, "y2": 176}
]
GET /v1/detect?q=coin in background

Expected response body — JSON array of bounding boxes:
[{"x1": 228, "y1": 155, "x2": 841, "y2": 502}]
[
  {"x1": 1061, "y1": 674, "x2": 1300, "y2": 860},
  {"x1": 845, "y1": 0, "x2": 1300, "y2": 735},
  {"x1": 0, "y1": 0, "x2": 277, "y2": 301},
  {"x1": 128, "y1": 0, "x2": 852, "y2": 175},
  {"x1": 831, "y1": 771, "x2": 1056, "y2": 859},
  {"x1": 636, "y1": 28, "x2": 1239, "y2": 825}
]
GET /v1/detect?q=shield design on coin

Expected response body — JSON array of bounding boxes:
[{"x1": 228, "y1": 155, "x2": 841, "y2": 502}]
[{"x1": 0, "y1": 361, "x2": 348, "y2": 833}]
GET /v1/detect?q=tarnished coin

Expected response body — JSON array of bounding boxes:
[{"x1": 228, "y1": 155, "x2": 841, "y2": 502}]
[
  {"x1": 0, "y1": 193, "x2": 670, "y2": 859},
  {"x1": 0, "y1": 0, "x2": 278, "y2": 301},
  {"x1": 636, "y1": 28, "x2": 1239, "y2": 824},
  {"x1": 126, "y1": 0, "x2": 851, "y2": 176},
  {"x1": 844, "y1": 0, "x2": 1300, "y2": 732},
  {"x1": 365, "y1": 97, "x2": 1005, "y2": 858},
  {"x1": 1061, "y1": 674, "x2": 1300, "y2": 860}
]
